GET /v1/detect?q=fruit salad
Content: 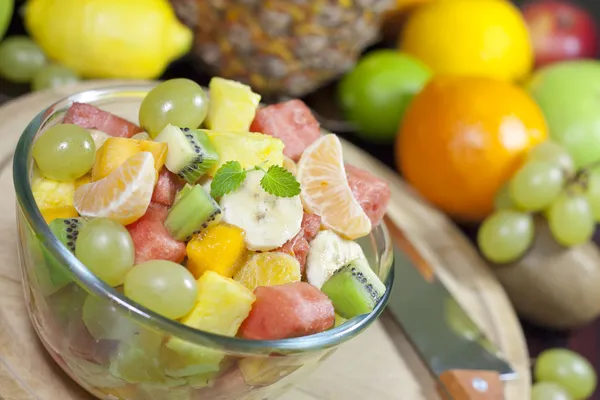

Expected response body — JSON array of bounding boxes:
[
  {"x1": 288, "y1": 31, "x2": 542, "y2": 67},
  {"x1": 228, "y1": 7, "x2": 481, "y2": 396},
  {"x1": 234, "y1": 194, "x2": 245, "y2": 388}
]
[{"x1": 29, "y1": 77, "x2": 391, "y2": 397}]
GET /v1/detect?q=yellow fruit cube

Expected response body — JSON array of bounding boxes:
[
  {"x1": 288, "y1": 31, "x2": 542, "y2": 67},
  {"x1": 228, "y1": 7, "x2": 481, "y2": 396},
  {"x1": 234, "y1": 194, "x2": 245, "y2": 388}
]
[
  {"x1": 234, "y1": 252, "x2": 301, "y2": 292},
  {"x1": 91, "y1": 137, "x2": 167, "y2": 181},
  {"x1": 166, "y1": 271, "x2": 255, "y2": 374},
  {"x1": 40, "y1": 206, "x2": 79, "y2": 224},
  {"x1": 206, "y1": 77, "x2": 261, "y2": 132},
  {"x1": 31, "y1": 166, "x2": 78, "y2": 223},
  {"x1": 186, "y1": 224, "x2": 247, "y2": 279},
  {"x1": 202, "y1": 130, "x2": 284, "y2": 176}
]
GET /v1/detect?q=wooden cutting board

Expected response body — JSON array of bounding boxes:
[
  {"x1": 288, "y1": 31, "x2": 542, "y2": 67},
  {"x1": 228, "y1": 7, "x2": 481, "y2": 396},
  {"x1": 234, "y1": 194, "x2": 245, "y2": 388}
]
[{"x1": 0, "y1": 81, "x2": 530, "y2": 400}]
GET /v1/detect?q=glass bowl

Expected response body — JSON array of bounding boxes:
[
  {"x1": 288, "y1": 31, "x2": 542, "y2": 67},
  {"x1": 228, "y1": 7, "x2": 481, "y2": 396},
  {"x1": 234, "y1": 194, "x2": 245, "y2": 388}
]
[{"x1": 13, "y1": 84, "x2": 394, "y2": 400}]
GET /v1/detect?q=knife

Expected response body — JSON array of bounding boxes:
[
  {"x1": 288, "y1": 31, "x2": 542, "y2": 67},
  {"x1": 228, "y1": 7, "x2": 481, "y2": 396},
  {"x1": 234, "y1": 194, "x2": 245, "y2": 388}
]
[{"x1": 383, "y1": 216, "x2": 517, "y2": 400}]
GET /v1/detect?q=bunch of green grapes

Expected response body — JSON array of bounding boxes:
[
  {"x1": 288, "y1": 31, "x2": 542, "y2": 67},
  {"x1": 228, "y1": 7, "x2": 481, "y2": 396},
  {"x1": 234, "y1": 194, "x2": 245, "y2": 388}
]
[
  {"x1": 478, "y1": 140, "x2": 600, "y2": 264},
  {"x1": 0, "y1": 35, "x2": 79, "y2": 91},
  {"x1": 532, "y1": 348, "x2": 597, "y2": 400}
]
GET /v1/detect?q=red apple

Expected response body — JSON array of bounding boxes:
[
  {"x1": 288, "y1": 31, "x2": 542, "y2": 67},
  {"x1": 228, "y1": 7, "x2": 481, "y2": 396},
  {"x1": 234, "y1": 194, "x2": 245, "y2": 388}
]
[{"x1": 523, "y1": 0, "x2": 599, "y2": 67}]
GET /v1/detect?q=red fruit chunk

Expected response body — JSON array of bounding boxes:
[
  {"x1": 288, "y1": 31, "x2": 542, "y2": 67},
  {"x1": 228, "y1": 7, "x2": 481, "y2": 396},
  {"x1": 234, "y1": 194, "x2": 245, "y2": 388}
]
[
  {"x1": 250, "y1": 99, "x2": 321, "y2": 162},
  {"x1": 275, "y1": 213, "x2": 321, "y2": 273},
  {"x1": 301, "y1": 212, "x2": 321, "y2": 240},
  {"x1": 345, "y1": 164, "x2": 391, "y2": 226},
  {"x1": 126, "y1": 203, "x2": 186, "y2": 264},
  {"x1": 63, "y1": 102, "x2": 143, "y2": 138},
  {"x1": 239, "y1": 282, "x2": 335, "y2": 340},
  {"x1": 279, "y1": 235, "x2": 310, "y2": 273},
  {"x1": 151, "y1": 168, "x2": 185, "y2": 207}
]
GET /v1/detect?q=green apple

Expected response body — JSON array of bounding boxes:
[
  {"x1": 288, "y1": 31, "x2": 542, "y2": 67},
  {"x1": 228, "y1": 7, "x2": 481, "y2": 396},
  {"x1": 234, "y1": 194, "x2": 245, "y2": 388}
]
[
  {"x1": 338, "y1": 50, "x2": 432, "y2": 143},
  {"x1": 0, "y1": 0, "x2": 13, "y2": 42},
  {"x1": 527, "y1": 60, "x2": 600, "y2": 169}
]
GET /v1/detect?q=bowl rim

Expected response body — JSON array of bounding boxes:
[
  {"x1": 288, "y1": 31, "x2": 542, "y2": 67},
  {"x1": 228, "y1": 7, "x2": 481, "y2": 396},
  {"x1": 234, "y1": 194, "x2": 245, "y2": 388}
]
[{"x1": 13, "y1": 83, "x2": 394, "y2": 355}]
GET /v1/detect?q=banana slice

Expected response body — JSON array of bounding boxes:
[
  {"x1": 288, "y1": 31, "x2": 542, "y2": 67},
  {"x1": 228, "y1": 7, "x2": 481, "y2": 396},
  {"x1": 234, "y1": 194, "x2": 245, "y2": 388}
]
[
  {"x1": 220, "y1": 170, "x2": 303, "y2": 251},
  {"x1": 306, "y1": 230, "x2": 366, "y2": 289}
]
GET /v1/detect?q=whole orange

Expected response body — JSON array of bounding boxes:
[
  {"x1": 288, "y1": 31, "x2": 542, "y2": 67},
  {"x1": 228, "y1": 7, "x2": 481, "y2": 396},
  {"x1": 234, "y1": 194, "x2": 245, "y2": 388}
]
[{"x1": 396, "y1": 76, "x2": 548, "y2": 222}]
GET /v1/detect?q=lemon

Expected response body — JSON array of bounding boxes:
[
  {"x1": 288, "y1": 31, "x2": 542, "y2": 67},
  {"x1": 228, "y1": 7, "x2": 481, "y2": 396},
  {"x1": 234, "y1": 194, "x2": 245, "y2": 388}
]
[
  {"x1": 399, "y1": 0, "x2": 533, "y2": 82},
  {"x1": 24, "y1": 0, "x2": 192, "y2": 79}
]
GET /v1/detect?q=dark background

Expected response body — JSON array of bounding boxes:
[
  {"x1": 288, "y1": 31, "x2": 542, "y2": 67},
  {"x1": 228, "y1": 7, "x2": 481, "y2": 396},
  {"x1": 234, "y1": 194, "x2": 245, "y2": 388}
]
[{"x1": 2, "y1": 0, "x2": 600, "y2": 397}]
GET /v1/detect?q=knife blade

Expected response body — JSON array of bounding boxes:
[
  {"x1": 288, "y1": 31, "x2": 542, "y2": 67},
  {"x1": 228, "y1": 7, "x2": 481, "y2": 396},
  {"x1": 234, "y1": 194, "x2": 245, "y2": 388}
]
[{"x1": 383, "y1": 216, "x2": 516, "y2": 400}]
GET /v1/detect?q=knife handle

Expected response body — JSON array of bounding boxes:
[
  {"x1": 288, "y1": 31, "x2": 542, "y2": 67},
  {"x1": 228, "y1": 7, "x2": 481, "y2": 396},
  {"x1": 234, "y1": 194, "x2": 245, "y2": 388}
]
[{"x1": 437, "y1": 370, "x2": 503, "y2": 400}]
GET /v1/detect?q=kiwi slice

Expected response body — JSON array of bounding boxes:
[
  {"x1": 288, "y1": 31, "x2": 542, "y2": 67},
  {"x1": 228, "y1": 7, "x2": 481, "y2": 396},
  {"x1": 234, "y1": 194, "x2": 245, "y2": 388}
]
[
  {"x1": 164, "y1": 184, "x2": 222, "y2": 241},
  {"x1": 48, "y1": 217, "x2": 89, "y2": 253},
  {"x1": 154, "y1": 124, "x2": 219, "y2": 184},
  {"x1": 173, "y1": 183, "x2": 194, "y2": 206},
  {"x1": 321, "y1": 258, "x2": 386, "y2": 319}
]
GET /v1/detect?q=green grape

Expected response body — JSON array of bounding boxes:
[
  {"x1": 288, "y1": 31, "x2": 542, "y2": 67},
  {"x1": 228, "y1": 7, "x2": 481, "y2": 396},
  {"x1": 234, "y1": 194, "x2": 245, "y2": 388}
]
[
  {"x1": 547, "y1": 191, "x2": 594, "y2": 247},
  {"x1": 477, "y1": 210, "x2": 534, "y2": 264},
  {"x1": 0, "y1": 36, "x2": 47, "y2": 83},
  {"x1": 109, "y1": 327, "x2": 167, "y2": 384},
  {"x1": 75, "y1": 218, "x2": 135, "y2": 287},
  {"x1": 139, "y1": 79, "x2": 208, "y2": 137},
  {"x1": 585, "y1": 168, "x2": 600, "y2": 221},
  {"x1": 32, "y1": 64, "x2": 79, "y2": 91},
  {"x1": 509, "y1": 160, "x2": 564, "y2": 211},
  {"x1": 32, "y1": 123, "x2": 95, "y2": 181},
  {"x1": 534, "y1": 348, "x2": 597, "y2": 400},
  {"x1": 82, "y1": 294, "x2": 134, "y2": 341},
  {"x1": 494, "y1": 184, "x2": 516, "y2": 210},
  {"x1": 124, "y1": 260, "x2": 197, "y2": 319},
  {"x1": 527, "y1": 141, "x2": 575, "y2": 177},
  {"x1": 531, "y1": 382, "x2": 573, "y2": 400}
]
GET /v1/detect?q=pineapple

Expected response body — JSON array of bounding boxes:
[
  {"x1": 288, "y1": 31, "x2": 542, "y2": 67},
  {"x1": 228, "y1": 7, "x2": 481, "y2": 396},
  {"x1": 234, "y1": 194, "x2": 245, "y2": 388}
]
[
  {"x1": 186, "y1": 223, "x2": 247, "y2": 279},
  {"x1": 91, "y1": 137, "x2": 168, "y2": 181},
  {"x1": 166, "y1": 271, "x2": 255, "y2": 375},
  {"x1": 206, "y1": 77, "x2": 261, "y2": 132},
  {"x1": 170, "y1": 0, "x2": 393, "y2": 96},
  {"x1": 31, "y1": 166, "x2": 78, "y2": 223},
  {"x1": 234, "y1": 252, "x2": 301, "y2": 292},
  {"x1": 202, "y1": 130, "x2": 284, "y2": 176}
]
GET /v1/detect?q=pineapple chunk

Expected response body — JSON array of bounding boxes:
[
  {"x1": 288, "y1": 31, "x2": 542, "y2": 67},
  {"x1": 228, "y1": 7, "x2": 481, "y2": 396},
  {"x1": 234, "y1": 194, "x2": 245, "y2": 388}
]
[
  {"x1": 202, "y1": 130, "x2": 284, "y2": 176},
  {"x1": 166, "y1": 271, "x2": 255, "y2": 375},
  {"x1": 31, "y1": 166, "x2": 77, "y2": 223},
  {"x1": 206, "y1": 77, "x2": 261, "y2": 132},
  {"x1": 91, "y1": 137, "x2": 167, "y2": 181},
  {"x1": 186, "y1": 224, "x2": 247, "y2": 279}
]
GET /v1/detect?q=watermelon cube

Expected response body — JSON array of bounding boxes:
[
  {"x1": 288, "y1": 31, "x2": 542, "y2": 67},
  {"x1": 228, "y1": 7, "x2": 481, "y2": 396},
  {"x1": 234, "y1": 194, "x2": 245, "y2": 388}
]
[
  {"x1": 63, "y1": 102, "x2": 143, "y2": 138},
  {"x1": 275, "y1": 213, "x2": 321, "y2": 273},
  {"x1": 239, "y1": 282, "x2": 335, "y2": 340},
  {"x1": 151, "y1": 168, "x2": 185, "y2": 207},
  {"x1": 126, "y1": 203, "x2": 186, "y2": 264},
  {"x1": 249, "y1": 99, "x2": 320, "y2": 162},
  {"x1": 301, "y1": 212, "x2": 321, "y2": 240},
  {"x1": 345, "y1": 164, "x2": 391, "y2": 226}
]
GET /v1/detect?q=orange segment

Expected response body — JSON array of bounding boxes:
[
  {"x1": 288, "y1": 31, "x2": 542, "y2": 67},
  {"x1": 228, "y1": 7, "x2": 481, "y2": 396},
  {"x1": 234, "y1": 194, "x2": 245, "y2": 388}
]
[
  {"x1": 74, "y1": 152, "x2": 156, "y2": 225},
  {"x1": 234, "y1": 252, "x2": 301, "y2": 292},
  {"x1": 297, "y1": 134, "x2": 372, "y2": 240}
]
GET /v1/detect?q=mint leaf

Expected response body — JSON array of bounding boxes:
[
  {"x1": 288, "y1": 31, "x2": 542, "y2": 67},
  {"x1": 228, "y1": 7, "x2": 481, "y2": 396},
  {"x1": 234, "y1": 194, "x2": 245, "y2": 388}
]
[
  {"x1": 210, "y1": 161, "x2": 246, "y2": 198},
  {"x1": 260, "y1": 165, "x2": 301, "y2": 197}
]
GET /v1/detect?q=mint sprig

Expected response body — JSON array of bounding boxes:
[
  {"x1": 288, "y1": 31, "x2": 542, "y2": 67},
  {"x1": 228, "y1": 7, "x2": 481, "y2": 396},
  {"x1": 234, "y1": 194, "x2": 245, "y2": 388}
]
[
  {"x1": 259, "y1": 165, "x2": 301, "y2": 198},
  {"x1": 210, "y1": 162, "x2": 301, "y2": 198},
  {"x1": 210, "y1": 161, "x2": 246, "y2": 198}
]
